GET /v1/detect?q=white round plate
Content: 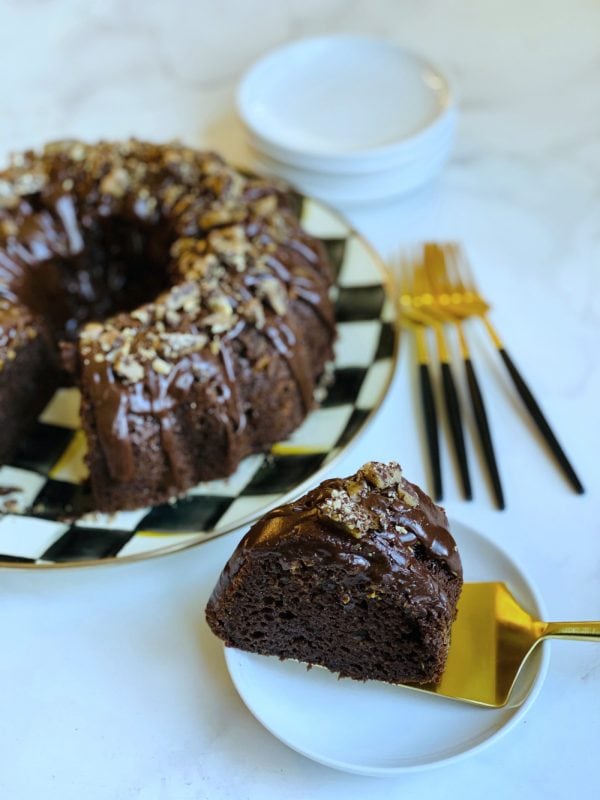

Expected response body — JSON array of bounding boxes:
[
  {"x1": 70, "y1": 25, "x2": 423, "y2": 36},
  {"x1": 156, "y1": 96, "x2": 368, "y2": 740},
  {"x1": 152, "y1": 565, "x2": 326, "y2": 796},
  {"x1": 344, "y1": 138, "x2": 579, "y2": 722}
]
[
  {"x1": 237, "y1": 35, "x2": 455, "y2": 173},
  {"x1": 225, "y1": 520, "x2": 550, "y2": 775}
]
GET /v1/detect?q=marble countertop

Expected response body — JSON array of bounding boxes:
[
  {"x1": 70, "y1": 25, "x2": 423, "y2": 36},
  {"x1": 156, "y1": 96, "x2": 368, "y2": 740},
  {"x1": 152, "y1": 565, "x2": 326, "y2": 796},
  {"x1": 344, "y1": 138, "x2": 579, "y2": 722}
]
[{"x1": 1, "y1": 1, "x2": 599, "y2": 798}]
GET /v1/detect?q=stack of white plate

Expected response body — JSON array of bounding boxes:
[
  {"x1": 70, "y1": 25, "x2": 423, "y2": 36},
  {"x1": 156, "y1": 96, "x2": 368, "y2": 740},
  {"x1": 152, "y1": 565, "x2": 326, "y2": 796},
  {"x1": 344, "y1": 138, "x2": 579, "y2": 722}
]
[{"x1": 237, "y1": 35, "x2": 457, "y2": 207}]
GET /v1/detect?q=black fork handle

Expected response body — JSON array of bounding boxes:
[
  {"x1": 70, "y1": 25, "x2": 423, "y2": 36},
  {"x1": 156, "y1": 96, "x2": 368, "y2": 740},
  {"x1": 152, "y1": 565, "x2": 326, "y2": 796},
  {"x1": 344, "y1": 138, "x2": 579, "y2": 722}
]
[
  {"x1": 441, "y1": 361, "x2": 472, "y2": 500},
  {"x1": 464, "y1": 357, "x2": 505, "y2": 509},
  {"x1": 498, "y1": 348, "x2": 584, "y2": 494},
  {"x1": 418, "y1": 363, "x2": 443, "y2": 501}
]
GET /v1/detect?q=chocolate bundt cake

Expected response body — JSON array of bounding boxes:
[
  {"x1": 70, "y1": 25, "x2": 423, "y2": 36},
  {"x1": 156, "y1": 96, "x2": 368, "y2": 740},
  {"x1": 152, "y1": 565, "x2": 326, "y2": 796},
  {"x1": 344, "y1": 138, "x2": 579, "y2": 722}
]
[
  {"x1": 0, "y1": 140, "x2": 335, "y2": 511},
  {"x1": 206, "y1": 461, "x2": 463, "y2": 686}
]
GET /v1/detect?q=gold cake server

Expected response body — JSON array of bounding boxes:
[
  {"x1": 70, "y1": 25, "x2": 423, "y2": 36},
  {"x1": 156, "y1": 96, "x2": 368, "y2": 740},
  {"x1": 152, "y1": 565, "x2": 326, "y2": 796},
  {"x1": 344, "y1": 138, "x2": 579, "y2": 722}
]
[{"x1": 405, "y1": 582, "x2": 600, "y2": 708}]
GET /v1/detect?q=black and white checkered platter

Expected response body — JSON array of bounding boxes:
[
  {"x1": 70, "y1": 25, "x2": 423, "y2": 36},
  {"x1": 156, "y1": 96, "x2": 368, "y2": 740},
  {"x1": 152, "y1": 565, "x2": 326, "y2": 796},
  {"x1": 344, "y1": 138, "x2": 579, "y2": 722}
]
[{"x1": 0, "y1": 196, "x2": 398, "y2": 567}]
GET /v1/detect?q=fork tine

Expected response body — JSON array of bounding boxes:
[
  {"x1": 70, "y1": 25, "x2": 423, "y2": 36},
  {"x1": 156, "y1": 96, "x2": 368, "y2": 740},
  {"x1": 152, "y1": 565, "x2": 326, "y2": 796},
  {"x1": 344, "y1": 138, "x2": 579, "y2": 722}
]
[
  {"x1": 443, "y1": 243, "x2": 467, "y2": 295},
  {"x1": 430, "y1": 243, "x2": 450, "y2": 295},
  {"x1": 422, "y1": 243, "x2": 437, "y2": 293},
  {"x1": 412, "y1": 246, "x2": 427, "y2": 298},
  {"x1": 450, "y1": 243, "x2": 474, "y2": 293},
  {"x1": 427, "y1": 244, "x2": 443, "y2": 295}
]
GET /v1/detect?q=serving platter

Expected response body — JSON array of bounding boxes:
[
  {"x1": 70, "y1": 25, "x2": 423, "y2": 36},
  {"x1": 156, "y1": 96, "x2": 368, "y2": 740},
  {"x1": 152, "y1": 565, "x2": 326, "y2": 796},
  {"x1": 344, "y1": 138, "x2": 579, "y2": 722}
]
[{"x1": 0, "y1": 195, "x2": 398, "y2": 567}]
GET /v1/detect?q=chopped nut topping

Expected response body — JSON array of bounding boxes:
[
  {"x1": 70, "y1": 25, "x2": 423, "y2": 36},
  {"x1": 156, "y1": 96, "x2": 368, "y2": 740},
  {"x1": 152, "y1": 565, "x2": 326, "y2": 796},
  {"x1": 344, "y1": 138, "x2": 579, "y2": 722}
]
[
  {"x1": 170, "y1": 237, "x2": 199, "y2": 259},
  {"x1": 160, "y1": 331, "x2": 208, "y2": 356},
  {"x1": 239, "y1": 297, "x2": 265, "y2": 329},
  {"x1": 0, "y1": 218, "x2": 18, "y2": 237},
  {"x1": 358, "y1": 461, "x2": 403, "y2": 490},
  {"x1": 162, "y1": 282, "x2": 201, "y2": 315},
  {"x1": 255, "y1": 355, "x2": 270, "y2": 370},
  {"x1": 165, "y1": 309, "x2": 181, "y2": 327},
  {"x1": 179, "y1": 251, "x2": 221, "y2": 280},
  {"x1": 203, "y1": 292, "x2": 237, "y2": 333},
  {"x1": 100, "y1": 167, "x2": 130, "y2": 198},
  {"x1": 0, "y1": 179, "x2": 18, "y2": 209},
  {"x1": 13, "y1": 171, "x2": 47, "y2": 198},
  {"x1": 319, "y1": 488, "x2": 376, "y2": 538},
  {"x1": 152, "y1": 357, "x2": 172, "y2": 376},
  {"x1": 398, "y1": 486, "x2": 418, "y2": 507},
  {"x1": 199, "y1": 204, "x2": 246, "y2": 228},
  {"x1": 258, "y1": 277, "x2": 287, "y2": 316},
  {"x1": 80, "y1": 322, "x2": 104, "y2": 341},
  {"x1": 131, "y1": 308, "x2": 151, "y2": 325},
  {"x1": 114, "y1": 356, "x2": 144, "y2": 383},
  {"x1": 251, "y1": 194, "x2": 278, "y2": 217},
  {"x1": 208, "y1": 293, "x2": 233, "y2": 317},
  {"x1": 345, "y1": 479, "x2": 365, "y2": 498}
]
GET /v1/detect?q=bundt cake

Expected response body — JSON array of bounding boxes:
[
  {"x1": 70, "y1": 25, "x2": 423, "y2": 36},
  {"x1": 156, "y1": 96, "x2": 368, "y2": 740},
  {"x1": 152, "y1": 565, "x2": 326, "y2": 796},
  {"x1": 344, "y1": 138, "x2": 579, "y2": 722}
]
[
  {"x1": 206, "y1": 461, "x2": 463, "y2": 686},
  {"x1": 0, "y1": 140, "x2": 336, "y2": 511}
]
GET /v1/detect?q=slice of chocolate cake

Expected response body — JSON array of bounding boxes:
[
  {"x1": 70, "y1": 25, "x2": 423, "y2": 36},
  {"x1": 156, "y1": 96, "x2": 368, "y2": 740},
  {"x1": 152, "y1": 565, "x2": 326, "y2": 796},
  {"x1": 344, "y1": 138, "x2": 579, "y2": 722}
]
[{"x1": 206, "y1": 461, "x2": 463, "y2": 686}]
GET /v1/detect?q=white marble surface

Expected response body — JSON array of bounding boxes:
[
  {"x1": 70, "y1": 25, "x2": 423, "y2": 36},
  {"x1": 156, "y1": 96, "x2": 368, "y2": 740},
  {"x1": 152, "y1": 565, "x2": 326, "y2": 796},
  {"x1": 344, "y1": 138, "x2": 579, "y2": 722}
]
[{"x1": 1, "y1": 1, "x2": 600, "y2": 798}]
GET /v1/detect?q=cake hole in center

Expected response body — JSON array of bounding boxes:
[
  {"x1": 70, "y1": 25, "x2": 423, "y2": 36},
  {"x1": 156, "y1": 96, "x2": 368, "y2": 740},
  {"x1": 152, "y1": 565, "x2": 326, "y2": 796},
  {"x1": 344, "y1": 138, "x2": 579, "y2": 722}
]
[{"x1": 19, "y1": 211, "x2": 173, "y2": 341}]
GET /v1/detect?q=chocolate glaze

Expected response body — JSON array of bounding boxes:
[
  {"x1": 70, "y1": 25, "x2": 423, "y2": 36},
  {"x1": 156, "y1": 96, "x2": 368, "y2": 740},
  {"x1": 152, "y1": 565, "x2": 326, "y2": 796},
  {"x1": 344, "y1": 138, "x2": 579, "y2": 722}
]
[
  {"x1": 210, "y1": 462, "x2": 462, "y2": 621},
  {"x1": 246, "y1": 482, "x2": 459, "y2": 575}
]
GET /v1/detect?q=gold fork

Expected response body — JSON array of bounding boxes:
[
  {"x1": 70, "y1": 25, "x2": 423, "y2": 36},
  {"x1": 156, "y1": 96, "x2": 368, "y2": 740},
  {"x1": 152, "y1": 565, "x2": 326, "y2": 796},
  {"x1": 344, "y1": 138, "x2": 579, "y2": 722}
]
[
  {"x1": 422, "y1": 244, "x2": 505, "y2": 509},
  {"x1": 398, "y1": 256, "x2": 442, "y2": 500},
  {"x1": 439, "y1": 244, "x2": 584, "y2": 495},
  {"x1": 399, "y1": 250, "x2": 472, "y2": 501}
]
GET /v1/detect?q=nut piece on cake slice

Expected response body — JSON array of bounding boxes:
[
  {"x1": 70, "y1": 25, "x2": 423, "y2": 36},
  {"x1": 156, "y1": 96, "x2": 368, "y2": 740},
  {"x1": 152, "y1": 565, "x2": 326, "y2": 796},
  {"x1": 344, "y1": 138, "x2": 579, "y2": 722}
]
[{"x1": 205, "y1": 461, "x2": 463, "y2": 685}]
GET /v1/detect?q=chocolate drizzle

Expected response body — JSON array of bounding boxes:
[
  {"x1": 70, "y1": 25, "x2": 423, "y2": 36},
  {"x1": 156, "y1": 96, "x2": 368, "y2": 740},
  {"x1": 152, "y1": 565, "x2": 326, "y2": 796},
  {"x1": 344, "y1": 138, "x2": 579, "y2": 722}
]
[
  {"x1": 86, "y1": 363, "x2": 134, "y2": 482},
  {"x1": 227, "y1": 462, "x2": 462, "y2": 583}
]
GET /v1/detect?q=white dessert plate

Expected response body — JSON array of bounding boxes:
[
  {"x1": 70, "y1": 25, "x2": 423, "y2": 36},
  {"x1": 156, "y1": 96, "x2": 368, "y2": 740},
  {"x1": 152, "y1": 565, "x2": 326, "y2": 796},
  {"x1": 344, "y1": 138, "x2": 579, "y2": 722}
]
[
  {"x1": 237, "y1": 35, "x2": 455, "y2": 173},
  {"x1": 225, "y1": 519, "x2": 550, "y2": 775}
]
